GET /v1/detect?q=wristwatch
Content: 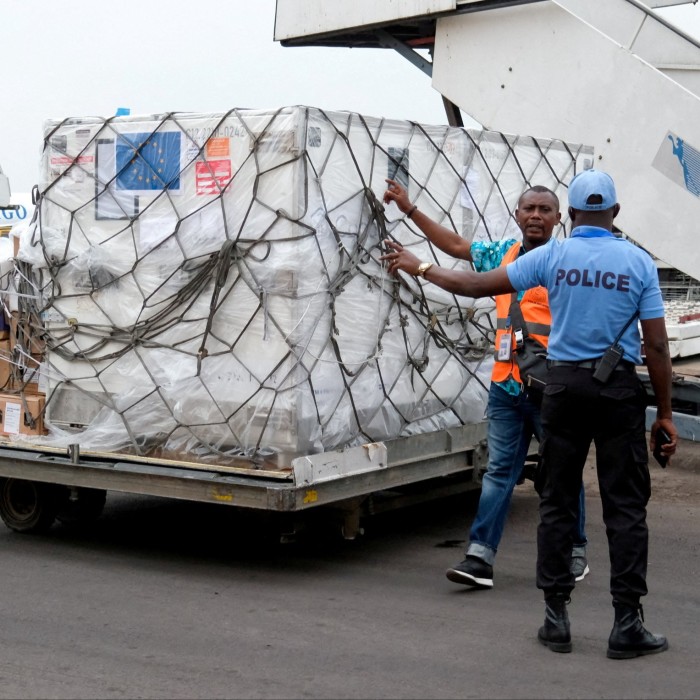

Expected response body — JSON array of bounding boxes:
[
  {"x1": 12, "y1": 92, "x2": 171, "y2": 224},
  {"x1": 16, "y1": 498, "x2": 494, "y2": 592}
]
[{"x1": 416, "y1": 261, "x2": 434, "y2": 278}]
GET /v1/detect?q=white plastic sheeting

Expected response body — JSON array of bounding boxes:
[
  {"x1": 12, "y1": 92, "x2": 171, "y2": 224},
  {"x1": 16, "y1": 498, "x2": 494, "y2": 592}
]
[{"x1": 5, "y1": 106, "x2": 589, "y2": 461}]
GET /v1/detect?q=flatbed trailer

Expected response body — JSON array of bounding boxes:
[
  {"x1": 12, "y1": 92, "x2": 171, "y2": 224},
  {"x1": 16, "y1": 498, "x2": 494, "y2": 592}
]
[
  {"x1": 0, "y1": 106, "x2": 571, "y2": 542},
  {"x1": 0, "y1": 421, "x2": 489, "y2": 540}
]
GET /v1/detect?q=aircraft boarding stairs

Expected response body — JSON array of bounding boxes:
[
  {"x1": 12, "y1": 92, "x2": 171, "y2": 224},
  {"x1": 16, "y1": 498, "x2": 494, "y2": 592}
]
[{"x1": 275, "y1": 0, "x2": 700, "y2": 436}]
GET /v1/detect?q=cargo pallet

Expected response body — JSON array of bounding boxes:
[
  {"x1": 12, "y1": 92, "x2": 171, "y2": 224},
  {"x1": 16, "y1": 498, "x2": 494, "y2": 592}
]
[{"x1": 0, "y1": 421, "x2": 489, "y2": 540}]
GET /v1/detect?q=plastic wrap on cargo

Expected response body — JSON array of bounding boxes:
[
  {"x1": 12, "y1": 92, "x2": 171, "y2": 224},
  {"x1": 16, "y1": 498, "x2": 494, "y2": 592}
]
[{"x1": 8, "y1": 106, "x2": 591, "y2": 461}]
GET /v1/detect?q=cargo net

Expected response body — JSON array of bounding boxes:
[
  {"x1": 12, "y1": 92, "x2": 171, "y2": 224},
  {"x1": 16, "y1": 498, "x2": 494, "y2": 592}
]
[{"x1": 4, "y1": 106, "x2": 587, "y2": 466}]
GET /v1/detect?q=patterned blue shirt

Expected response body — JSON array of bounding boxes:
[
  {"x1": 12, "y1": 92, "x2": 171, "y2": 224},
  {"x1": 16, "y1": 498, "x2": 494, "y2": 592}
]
[
  {"x1": 471, "y1": 239, "x2": 523, "y2": 396},
  {"x1": 470, "y1": 239, "x2": 519, "y2": 274}
]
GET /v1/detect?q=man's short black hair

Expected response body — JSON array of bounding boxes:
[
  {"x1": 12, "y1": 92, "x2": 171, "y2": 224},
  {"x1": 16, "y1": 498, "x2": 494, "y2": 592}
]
[{"x1": 518, "y1": 185, "x2": 560, "y2": 211}]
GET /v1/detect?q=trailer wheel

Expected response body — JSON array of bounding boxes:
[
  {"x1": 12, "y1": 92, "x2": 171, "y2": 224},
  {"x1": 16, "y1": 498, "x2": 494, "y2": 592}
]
[
  {"x1": 56, "y1": 488, "x2": 107, "y2": 526},
  {"x1": 0, "y1": 478, "x2": 64, "y2": 534}
]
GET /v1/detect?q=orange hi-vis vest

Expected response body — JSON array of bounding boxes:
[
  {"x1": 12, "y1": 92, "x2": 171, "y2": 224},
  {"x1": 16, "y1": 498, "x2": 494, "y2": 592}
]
[{"x1": 492, "y1": 241, "x2": 551, "y2": 385}]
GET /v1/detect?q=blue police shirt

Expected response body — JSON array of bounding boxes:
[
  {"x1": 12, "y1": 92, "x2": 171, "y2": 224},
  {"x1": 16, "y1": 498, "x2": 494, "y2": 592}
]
[{"x1": 506, "y1": 226, "x2": 664, "y2": 365}]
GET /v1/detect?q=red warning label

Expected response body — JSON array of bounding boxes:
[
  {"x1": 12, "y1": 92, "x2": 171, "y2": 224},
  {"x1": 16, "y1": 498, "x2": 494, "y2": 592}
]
[{"x1": 195, "y1": 160, "x2": 232, "y2": 195}]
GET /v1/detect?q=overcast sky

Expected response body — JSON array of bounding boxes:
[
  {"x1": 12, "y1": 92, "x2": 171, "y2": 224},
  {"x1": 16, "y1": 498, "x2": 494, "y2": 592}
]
[{"x1": 2, "y1": 0, "x2": 699, "y2": 194}]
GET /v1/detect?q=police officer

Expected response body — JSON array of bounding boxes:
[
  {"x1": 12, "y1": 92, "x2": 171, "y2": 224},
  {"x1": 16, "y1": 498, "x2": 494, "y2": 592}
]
[{"x1": 380, "y1": 169, "x2": 677, "y2": 659}]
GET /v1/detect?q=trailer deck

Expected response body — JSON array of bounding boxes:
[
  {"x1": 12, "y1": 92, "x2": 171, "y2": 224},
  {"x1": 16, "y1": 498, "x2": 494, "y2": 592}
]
[{"x1": 0, "y1": 421, "x2": 489, "y2": 538}]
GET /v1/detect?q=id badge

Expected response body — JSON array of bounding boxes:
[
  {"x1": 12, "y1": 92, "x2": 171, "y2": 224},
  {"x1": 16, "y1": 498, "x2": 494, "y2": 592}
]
[{"x1": 497, "y1": 333, "x2": 512, "y2": 361}]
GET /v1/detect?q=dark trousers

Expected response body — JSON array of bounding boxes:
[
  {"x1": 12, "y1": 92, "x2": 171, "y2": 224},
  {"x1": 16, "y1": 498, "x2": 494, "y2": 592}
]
[{"x1": 536, "y1": 364, "x2": 651, "y2": 606}]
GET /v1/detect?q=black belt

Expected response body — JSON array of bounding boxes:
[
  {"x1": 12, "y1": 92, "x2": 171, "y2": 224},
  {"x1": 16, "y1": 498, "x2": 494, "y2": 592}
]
[{"x1": 547, "y1": 359, "x2": 635, "y2": 371}]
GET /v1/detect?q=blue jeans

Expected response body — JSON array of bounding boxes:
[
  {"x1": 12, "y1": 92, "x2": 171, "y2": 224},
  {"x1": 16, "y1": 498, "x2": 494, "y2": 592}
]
[{"x1": 467, "y1": 382, "x2": 587, "y2": 566}]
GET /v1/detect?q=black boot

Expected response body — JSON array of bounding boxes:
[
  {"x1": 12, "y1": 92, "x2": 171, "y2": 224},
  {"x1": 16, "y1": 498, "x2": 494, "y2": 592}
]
[
  {"x1": 607, "y1": 601, "x2": 669, "y2": 659},
  {"x1": 538, "y1": 594, "x2": 572, "y2": 653}
]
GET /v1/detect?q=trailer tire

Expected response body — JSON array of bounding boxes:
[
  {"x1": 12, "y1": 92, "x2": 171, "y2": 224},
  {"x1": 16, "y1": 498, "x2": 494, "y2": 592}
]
[
  {"x1": 0, "y1": 478, "x2": 64, "y2": 534},
  {"x1": 56, "y1": 488, "x2": 107, "y2": 526}
]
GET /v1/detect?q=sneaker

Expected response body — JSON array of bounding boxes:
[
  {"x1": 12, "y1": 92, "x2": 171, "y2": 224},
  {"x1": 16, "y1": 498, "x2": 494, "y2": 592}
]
[
  {"x1": 571, "y1": 546, "x2": 590, "y2": 582},
  {"x1": 446, "y1": 556, "x2": 494, "y2": 588}
]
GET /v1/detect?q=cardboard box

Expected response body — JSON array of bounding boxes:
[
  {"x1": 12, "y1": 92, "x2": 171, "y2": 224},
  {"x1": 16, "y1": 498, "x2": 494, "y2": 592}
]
[
  {"x1": 9, "y1": 350, "x2": 43, "y2": 395},
  {"x1": 10, "y1": 310, "x2": 46, "y2": 355},
  {"x1": 0, "y1": 339, "x2": 11, "y2": 391},
  {"x1": 0, "y1": 392, "x2": 47, "y2": 437},
  {"x1": 2, "y1": 335, "x2": 42, "y2": 394},
  {"x1": 0, "y1": 300, "x2": 9, "y2": 341}
]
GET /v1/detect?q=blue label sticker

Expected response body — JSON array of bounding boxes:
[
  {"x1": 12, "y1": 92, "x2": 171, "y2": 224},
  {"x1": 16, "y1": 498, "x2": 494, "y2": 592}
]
[{"x1": 652, "y1": 131, "x2": 700, "y2": 198}]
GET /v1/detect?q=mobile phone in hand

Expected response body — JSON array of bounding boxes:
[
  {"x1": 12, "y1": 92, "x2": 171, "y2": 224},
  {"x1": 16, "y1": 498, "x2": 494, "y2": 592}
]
[{"x1": 652, "y1": 428, "x2": 672, "y2": 468}]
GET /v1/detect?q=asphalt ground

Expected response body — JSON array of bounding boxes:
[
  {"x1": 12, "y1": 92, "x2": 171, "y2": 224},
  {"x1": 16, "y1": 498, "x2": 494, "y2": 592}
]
[{"x1": 0, "y1": 437, "x2": 698, "y2": 699}]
